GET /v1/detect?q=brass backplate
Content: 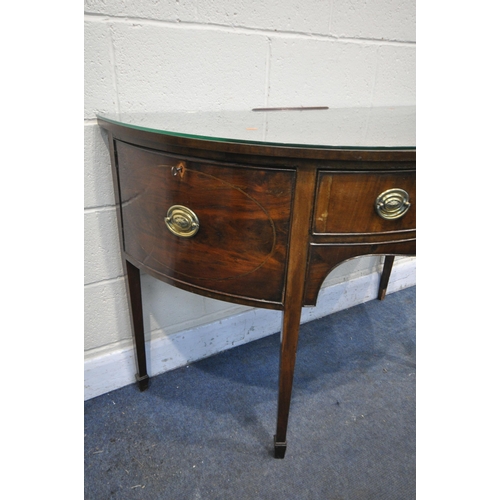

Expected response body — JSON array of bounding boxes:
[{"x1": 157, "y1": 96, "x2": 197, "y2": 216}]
[
  {"x1": 375, "y1": 188, "x2": 411, "y2": 220},
  {"x1": 164, "y1": 205, "x2": 200, "y2": 238}
]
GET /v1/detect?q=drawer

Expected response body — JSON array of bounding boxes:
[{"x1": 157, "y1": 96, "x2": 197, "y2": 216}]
[
  {"x1": 115, "y1": 141, "x2": 294, "y2": 305},
  {"x1": 313, "y1": 171, "x2": 416, "y2": 235}
]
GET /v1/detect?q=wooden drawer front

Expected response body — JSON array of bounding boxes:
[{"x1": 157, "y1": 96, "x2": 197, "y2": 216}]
[
  {"x1": 314, "y1": 171, "x2": 416, "y2": 235},
  {"x1": 115, "y1": 141, "x2": 294, "y2": 305}
]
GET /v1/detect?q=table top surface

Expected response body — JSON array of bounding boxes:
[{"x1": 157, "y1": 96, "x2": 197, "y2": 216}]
[{"x1": 97, "y1": 106, "x2": 415, "y2": 151}]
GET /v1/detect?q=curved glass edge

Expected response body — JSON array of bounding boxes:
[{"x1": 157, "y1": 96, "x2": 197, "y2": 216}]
[{"x1": 97, "y1": 107, "x2": 416, "y2": 151}]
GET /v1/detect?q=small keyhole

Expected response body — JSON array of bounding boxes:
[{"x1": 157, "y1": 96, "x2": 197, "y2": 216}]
[{"x1": 171, "y1": 162, "x2": 185, "y2": 178}]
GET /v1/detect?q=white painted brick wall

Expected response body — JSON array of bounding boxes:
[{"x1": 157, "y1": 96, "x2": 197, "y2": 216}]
[
  {"x1": 84, "y1": 278, "x2": 132, "y2": 350},
  {"x1": 84, "y1": 20, "x2": 116, "y2": 119},
  {"x1": 111, "y1": 22, "x2": 269, "y2": 112},
  {"x1": 84, "y1": 0, "x2": 416, "y2": 395},
  {"x1": 268, "y1": 38, "x2": 379, "y2": 108},
  {"x1": 330, "y1": 0, "x2": 416, "y2": 41},
  {"x1": 84, "y1": 208, "x2": 123, "y2": 285},
  {"x1": 84, "y1": 125, "x2": 115, "y2": 209}
]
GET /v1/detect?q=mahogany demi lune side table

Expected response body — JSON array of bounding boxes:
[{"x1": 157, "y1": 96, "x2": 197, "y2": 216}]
[{"x1": 97, "y1": 107, "x2": 416, "y2": 459}]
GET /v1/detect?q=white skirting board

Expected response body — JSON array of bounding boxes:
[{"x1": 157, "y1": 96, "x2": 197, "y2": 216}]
[{"x1": 84, "y1": 259, "x2": 416, "y2": 400}]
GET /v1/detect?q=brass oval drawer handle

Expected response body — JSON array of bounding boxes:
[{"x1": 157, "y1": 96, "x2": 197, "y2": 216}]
[
  {"x1": 375, "y1": 188, "x2": 411, "y2": 220},
  {"x1": 164, "y1": 205, "x2": 200, "y2": 238}
]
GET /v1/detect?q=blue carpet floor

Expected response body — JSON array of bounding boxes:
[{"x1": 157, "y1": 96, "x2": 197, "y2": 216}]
[{"x1": 84, "y1": 286, "x2": 416, "y2": 499}]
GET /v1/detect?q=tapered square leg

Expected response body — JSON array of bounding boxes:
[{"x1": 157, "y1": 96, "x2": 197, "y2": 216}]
[
  {"x1": 274, "y1": 301, "x2": 303, "y2": 459},
  {"x1": 274, "y1": 435, "x2": 287, "y2": 459},
  {"x1": 125, "y1": 260, "x2": 150, "y2": 391},
  {"x1": 273, "y1": 168, "x2": 317, "y2": 458},
  {"x1": 136, "y1": 373, "x2": 150, "y2": 392},
  {"x1": 378, "y1": 255, "x2": 395, "y2": 300}
]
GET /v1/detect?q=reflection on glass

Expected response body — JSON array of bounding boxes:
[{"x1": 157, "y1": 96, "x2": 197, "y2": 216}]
[{"x1": 97, "y1": 106, "x2": 415, "y2": 150}]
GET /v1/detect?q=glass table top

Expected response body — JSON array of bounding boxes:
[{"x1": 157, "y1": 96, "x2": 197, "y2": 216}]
[{"x1": 97, "y1": 106, "x2": 415, "y2": 150}]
